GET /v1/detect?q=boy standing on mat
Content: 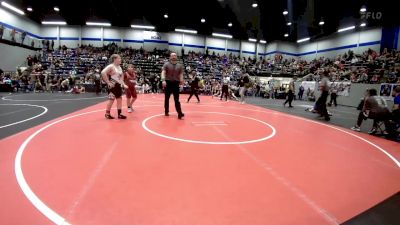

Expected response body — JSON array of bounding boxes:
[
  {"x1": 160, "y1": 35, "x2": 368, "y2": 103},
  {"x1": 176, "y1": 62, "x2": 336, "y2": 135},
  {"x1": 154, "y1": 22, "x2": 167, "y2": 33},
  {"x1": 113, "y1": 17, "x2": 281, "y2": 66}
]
[{"x1": 124, "y1": 64, "x2": 137, "y2": 113}]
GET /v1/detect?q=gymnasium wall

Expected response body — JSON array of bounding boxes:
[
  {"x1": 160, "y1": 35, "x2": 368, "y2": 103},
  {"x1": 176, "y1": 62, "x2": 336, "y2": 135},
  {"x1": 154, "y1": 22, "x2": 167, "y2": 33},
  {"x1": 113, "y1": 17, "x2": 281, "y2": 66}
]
[
  {"x1": 297, "y1": 28, "x2": 382, "y2": 61},
  {"x1": 81, "y1": 27, "x2": 102, "y2": 47},
  {"x1": 183, "y1": 34, "x2": 206, "y2": 54},
  {"x1": 276, "y1": 41, "x2": 298, "y2": 60},
  {"x1": 0, "y1": 43, "x2": 39, "y2": 71},
  {"x1": 241, "y1": 41, "x2": 257, "y2": 59},
  {"x1": 0, "y1": 7, "x2": 42, "y2": 48},
  {"x1": 257, "y1": 43, "x2": 266, "y2": 59},
  {"x1": 0, "y1": 6, "x2": 391, "y2": 69},
  {"x1": 205, "y1": 37, "x2": 226, "y2": 55},
  {"x1": 227, "y1": 39, "x2": 241, "y2": 56},
  {"x1": 59, "y1": 26, "x2": 80, "y2": 48}
]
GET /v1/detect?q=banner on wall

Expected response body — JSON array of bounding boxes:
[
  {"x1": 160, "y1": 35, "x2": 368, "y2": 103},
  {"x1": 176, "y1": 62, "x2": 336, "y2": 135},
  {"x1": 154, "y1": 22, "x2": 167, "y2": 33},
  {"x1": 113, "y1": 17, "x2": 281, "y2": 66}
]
[
  {"x1": 300, "y1": 81, "x2": 351, "y2": 96},
  {"x1": 143, "y1": 31, "x2": 162, "y2": 40},
  {"x1": 379, "y1": 83, "x2": 397, "y2": 100},
  {"x1": 300, "y1": 81, "x2": 317, "y2": 93},
  {"x1": 330, "y1": 81, "x2": 351, "y2": 96},
  {"x1": 269, "y1": 79, "x2": 281, "y2": 88}
]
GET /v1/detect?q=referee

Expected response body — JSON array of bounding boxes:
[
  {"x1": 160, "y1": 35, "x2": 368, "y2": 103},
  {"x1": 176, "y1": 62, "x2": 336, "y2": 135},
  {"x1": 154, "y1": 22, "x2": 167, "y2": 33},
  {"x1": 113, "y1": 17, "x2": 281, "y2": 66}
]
[{"x1": 161, "y1": 52, "x2": 185, "y2": 119}]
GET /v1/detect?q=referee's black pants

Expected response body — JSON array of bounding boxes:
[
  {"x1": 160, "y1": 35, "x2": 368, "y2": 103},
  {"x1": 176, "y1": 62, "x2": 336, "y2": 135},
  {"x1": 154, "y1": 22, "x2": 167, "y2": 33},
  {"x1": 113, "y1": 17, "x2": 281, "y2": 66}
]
[{"x1": 165, "y1": 80, "x2": 183, "y2": 116}]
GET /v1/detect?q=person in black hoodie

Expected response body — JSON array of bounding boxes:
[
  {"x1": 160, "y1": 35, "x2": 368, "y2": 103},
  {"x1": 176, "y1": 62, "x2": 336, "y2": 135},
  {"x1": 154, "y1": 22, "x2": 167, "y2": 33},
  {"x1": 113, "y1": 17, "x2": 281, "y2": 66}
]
[{"x1": 187, "y1": 71, "x2": 200, "y2": 103}]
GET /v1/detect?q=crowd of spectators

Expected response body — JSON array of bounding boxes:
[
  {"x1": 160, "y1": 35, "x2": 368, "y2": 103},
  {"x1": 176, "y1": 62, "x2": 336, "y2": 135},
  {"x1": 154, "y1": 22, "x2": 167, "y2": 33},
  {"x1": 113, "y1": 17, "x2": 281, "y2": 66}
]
[
  {"x1": 1, "y1": 42, "x2": 400, "y2": 95},
  {"x1": 277, "y1": 48, "x2": 400, "y2": 84}
]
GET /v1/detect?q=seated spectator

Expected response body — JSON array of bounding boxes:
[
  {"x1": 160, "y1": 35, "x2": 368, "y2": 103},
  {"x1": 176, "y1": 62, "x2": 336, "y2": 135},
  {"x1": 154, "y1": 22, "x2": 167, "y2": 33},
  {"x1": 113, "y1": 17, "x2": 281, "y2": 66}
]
[
  {"x1": 0, "y1": 25, "x2": 4, "y2": 39},
  {"x1": 34, "y1": 80, "x2": 43, "y2": 92},
  {"x1": 50, "y1": 78, "x2": 59, "y2": 92},
  {"x1": 68, "y1": 85, "x2": 85, "y2": 94},
  {"x1": 351, "y1": 89, "x2": 391, "y2": 134},
  {"x1": 385, "y1": 86, "x2": 400, "y2": 139},
  {"x1": 78, "y1": 85, "x2": 85, "y2": 93},
  {"x1": 61, "y1": 78, "x2": 69, "y2": 92},
  {"x1": 2, "y1": 75, "x2": 11, "y2": 85}
]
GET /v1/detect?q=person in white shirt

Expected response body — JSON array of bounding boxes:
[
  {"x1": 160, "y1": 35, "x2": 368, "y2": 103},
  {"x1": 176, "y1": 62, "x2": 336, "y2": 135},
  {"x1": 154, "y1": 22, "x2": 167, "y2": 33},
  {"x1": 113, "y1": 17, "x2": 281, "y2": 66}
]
[
  {"x1": 220, "y1": 74, "x2": 230, "y2": 101},
  {"x1": 101, "y1": 54, "x2": 128, "y2": 119}
]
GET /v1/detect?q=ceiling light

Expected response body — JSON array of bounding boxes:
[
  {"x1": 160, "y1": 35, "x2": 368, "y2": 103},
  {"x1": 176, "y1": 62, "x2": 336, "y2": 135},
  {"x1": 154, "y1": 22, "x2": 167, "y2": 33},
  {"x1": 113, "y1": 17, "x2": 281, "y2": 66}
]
[
  {"x1": 201, "y1": 18, "x2": 205, "y2": 23},
  {"x1": 1, "y1": 1, "x2": 25, "y2": 15},
  {"x1": 164, "y1": 14, "x2": 168, "y2": 18},
  {"x1": 260, "y1": 40, "x2": 266, "y2": 44},
  {"x1": 131, "y1": 25, "x2": 155, "y2": 30},
  {"x1": 212, "y1": 33, "x2": 233, "y2": 39},
  {"x1": 42, "y1": 21, "x2": 67, "y2": 25},
  {"x1": 27, "y1": 7, "x2": 32, "y2": 12},
  {"x1": 287, "y1": 22, "x2": 292, "y2": 26},
  {"x1": 228, "y1": 23, "x2": 233, "y2": 27},
  {"x1": 297, "y1": 37, "x2": 310, "y2": 43},
  {"x1": 175, "y1": 28, "x2": 198, "y2": 34},
  {"x1": 338, "y1": 26, "x2": 355, "y2": 32},
  {"x1": 249, "y1": 38, "x2": 257, "y2": 42},
  {"x1": 86, "y1": 22, "x2": 111, "y2": 27},
  {"x1": 360, "y1": 6, "x2": 367, "y2": 12},
  {"x1": 252, "y1": 3, "x2": 258, "y2": 8},
  {"x1": 284, "y1": 33, "x2": 289, "y2": 37},
  {"x1": 283, "y1": 10, "x2": 288, "y2": 15},
  {"x1": 54, "y1": 7, "x2": 59, "y2": 12}
]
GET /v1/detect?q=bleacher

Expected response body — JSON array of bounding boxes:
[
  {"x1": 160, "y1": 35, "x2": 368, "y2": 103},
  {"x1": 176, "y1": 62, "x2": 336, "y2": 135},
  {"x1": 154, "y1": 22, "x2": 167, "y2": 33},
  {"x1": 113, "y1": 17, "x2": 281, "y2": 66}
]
[
  {"x1": 132, "y1": 59, "x2": 163, "y2": 75},
  {"x1": 40, "y1": 50, "x2": 108, "y2": 77}
]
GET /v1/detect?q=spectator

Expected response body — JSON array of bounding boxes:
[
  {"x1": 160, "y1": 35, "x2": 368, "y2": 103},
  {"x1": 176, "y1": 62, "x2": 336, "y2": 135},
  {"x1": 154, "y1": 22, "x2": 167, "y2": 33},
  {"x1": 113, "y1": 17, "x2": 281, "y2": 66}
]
[
  {"x1": 94, "y1": 69, "x2": 102, "y2": 94},
  {"x1": 385, "y1": 86, "x2": 400, "y2": 139},
  {"x1": 239, "y1": 73, "x2": 250, "y2": 104},
  {"x1": 254, "y1": 83, "x2": 261, "y2": 97},
  {"x1": 27, "y1": 55, "x2": 33, "y2": 67},
  {"x1": 328, "y1": 84, "x2": 338, "y2": 107},
  {"x1": 0, "y1": 25, "x2": 4, "y2": 39},
  {"x1": 283, "y1": 77, "x2": 295, "y2": 107},
  {"x1": 21, "y1": 31, "x2": 27, "y2": 44},
  {"x1": 351, "y1": 89, "x2": 391, "y2": 134},
  {"x1": 34, "y1": 80, "x2": 43, "y2": 92},
  {"x1": 298, "y1": 85, "x2": 304, "y2": 100},
  {"x1": 11, "y1": 29, "x2": 16, "y2": 42},
  {"x1": 60, "y1": 78, "x2": 69, "y2": 92}
]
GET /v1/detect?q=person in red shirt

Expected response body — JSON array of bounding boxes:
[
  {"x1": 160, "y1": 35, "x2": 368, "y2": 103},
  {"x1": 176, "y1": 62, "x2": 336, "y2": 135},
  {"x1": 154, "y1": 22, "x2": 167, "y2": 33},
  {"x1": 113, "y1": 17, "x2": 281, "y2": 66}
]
[{"x1": 124, "y1": 64, "x2": 137, "y2": 113}]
